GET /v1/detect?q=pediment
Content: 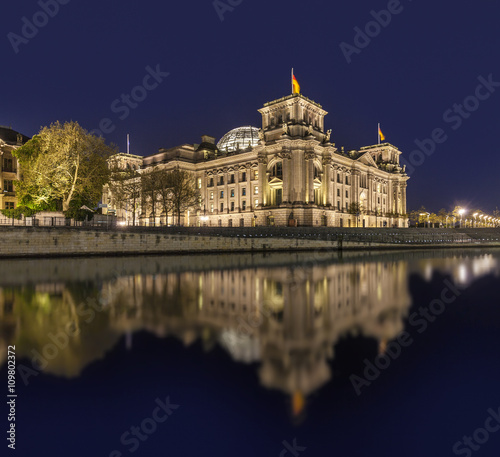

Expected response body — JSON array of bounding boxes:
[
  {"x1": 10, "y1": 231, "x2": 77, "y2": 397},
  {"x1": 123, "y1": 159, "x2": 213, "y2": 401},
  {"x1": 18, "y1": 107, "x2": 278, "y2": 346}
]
[{"x1": 357, "y1": 152, "x2": 378, "y2": 168}]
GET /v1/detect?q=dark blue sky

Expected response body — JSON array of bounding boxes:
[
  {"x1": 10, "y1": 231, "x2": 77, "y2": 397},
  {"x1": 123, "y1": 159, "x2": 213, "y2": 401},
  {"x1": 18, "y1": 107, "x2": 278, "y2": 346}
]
[{"x1": 2, "y1": 0, "x2": 499, "y2": 212}]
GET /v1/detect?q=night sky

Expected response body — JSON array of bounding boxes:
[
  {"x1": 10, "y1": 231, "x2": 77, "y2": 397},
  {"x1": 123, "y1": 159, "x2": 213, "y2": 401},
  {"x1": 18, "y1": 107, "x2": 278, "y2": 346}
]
[{"x1": 2, "y1": 0, "x2": 499, "y2": 213}]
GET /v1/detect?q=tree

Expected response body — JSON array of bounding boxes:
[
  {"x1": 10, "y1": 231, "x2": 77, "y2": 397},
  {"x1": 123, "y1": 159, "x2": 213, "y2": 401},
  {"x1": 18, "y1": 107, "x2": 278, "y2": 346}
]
[
  {"x1": 437, "y1": 208, "x2": 448, "y2": 227},
  {"x1": 108, "y1": 163, "x2": 142, "y2": 225},
  {"x1": 429, "y1": 213, "x2": 439, "y2": 228},
  {"x1": 169, "y1": 169, "x2": 201, "y2": 225},
  {"x1": 407, "y1": 209, "x2": 420, "y2": 227},
  {"x1": 13, "y1": 121, "x2": 116, "y2": 212},
  {"x1": 347, "y1": 202, "x2": 362, "y2": 227},
  {"x1": 156, "y1": 170, "x2": 175, "y2": 225},
  {"x1": 417, "y1": 206, "x2": 428, "y2": 227},
  {"x1": 141, "y1": 167, "x2": 163, "y2": 226}
]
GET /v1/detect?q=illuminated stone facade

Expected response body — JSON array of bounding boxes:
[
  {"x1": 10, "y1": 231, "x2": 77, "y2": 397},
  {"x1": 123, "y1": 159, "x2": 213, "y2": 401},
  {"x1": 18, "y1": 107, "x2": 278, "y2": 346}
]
[
  {"x1": 103, "y1": 93, "x2": 409, "y2": 227},
  {"x1": 0, "y1": 127, "x2": 28, "y2": 211}
]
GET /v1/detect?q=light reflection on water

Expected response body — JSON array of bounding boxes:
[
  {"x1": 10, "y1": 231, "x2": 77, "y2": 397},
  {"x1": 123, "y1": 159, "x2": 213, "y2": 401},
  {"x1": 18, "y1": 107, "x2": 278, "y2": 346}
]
[{"x1": 1, "y1": 249, "x2": 499, "y2": 411}]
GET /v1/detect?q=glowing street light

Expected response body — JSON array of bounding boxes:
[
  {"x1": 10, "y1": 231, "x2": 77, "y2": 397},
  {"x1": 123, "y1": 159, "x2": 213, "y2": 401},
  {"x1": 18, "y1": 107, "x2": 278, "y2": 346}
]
[{"x1": 458, "y1": 208, "x2": 465, "y2": 228}]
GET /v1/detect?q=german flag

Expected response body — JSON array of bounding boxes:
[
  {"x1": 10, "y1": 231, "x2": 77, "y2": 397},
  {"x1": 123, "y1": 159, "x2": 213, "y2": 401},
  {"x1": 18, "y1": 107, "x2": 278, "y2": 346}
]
[
  {"x1": 378, "y1": 125, "x2": 385, "y2": 142},
  {"x1": 292, "y1": 74, "x2": 300, "y2": 94}
]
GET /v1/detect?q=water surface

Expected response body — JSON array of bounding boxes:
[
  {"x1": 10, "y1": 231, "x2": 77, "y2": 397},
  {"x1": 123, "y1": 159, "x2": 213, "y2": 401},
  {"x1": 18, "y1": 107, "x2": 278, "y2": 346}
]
[{"x1": 1, "y1": 249, "x2": 499, "y2": 456}]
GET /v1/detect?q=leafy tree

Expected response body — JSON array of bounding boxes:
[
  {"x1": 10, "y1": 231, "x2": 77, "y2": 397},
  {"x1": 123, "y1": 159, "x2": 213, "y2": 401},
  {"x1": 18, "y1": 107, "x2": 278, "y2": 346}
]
[
  {"x1": 13, "y1": 121, "x2": 116, "y2": 213},
  {"x1": 429, "y1": 213, "x2": 439, "y2": 228},
  {"x1": 407, "y1": 209, "x2": 420, "y2": 227},
  {"x1": 416, "y1": 206, "x2": 428, "y2": 227},
  {"x1": 438, "y1": 208, "x2": 449, "y2": 227}
]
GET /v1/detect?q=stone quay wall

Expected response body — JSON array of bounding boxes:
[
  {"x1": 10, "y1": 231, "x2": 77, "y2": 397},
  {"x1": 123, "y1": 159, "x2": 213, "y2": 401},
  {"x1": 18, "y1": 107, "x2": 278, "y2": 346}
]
[{"x1": 0, "y1": 227, "x2": 498, "y2": 258}]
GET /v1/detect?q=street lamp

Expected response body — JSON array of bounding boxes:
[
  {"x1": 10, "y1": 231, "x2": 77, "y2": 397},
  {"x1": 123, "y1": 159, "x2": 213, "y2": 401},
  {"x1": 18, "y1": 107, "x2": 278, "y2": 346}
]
[{"x1": 458, "y1": 209, "x2": 465, "y2": 228}]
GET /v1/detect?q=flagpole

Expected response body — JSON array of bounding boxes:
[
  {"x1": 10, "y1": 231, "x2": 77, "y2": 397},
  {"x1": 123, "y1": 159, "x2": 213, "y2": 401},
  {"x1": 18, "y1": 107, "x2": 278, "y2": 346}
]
[
  {"x1": 291, "y1": 68, "x2": 294, "y2": 94},
  {"x1": 377, "y1": 123, "x2": 380, "y2": 145},
  {"x1": 127, "y1": 134, "x2": 130, "y2": 154}
]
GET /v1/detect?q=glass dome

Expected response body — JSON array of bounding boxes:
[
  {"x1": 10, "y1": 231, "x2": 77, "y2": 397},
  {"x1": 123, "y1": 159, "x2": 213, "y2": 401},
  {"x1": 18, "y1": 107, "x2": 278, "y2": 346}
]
[{"x1": 217, "y1": 126, "x2": 260, "y2": 153}]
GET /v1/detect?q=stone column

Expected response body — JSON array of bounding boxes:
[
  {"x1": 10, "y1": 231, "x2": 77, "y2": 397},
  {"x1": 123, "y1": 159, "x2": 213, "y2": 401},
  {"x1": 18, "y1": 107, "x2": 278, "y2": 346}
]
[
  {"x1": 282, "y1": 151, "x2": 291, "y2": 204},
  {"x1": 257, "y1": 155, "x2": 266, "y2": 208}
]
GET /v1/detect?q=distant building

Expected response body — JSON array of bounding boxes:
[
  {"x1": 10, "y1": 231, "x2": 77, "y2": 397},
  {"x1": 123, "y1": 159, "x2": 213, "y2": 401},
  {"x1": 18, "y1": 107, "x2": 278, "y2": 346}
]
[
  {"x1": 0, "y1": 126, "x2": 30, "y2": 211},
  {"x1": 103, "y1": 91, "x2": 409, "y2": 227}
]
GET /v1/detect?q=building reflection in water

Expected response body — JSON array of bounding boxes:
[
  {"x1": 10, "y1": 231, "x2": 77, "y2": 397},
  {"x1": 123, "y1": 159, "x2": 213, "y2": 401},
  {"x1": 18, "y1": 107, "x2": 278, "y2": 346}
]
[{"x1": 1, "y1": 251, "x2": 499, "y2": 416}]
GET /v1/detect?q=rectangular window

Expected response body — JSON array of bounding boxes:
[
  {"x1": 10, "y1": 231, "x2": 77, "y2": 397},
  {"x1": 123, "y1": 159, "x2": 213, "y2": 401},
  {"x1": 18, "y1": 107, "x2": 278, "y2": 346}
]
[
  {"x1": 345, "y1": 190, "x2": 348, "y2": 198},
  {"x1": 254, "y1": 170, "x2": 258, "y2": 180},
  {"x1": 345, "y1": 176, "x2": 349, "y2": 185},
  {"x1": 5, "y1": 202, "x2": 14, "y2": 210},
  {"x1": 209, "y1": 178, "x2": 214, "y2": 187},
  {"x1": 254, "y1": 186, "x2": 258, "y2": 195},
  {"x1": 210, "y1": 204, "x2": 214, "y2": 213},
  {"x1": 4, "y1": 180, "x2": 14, "y2": 192},
  {"x1": 3, "y1": 159, "x2": 13, "y2": 173},
  {"x1": 337, "y1": 201, "x2": 340, "y2": 210},
  {"x1": 242, "y1": 188, "x2": 246, "y2": 196},
  {"x1": 231, "y1": 202, "x2": 235, "y2": 211},
  {"x1": 210, "y1": 191, "x2": 214, "y2": 200},
  {"x1": 220, "y1": 203, "x2": 224, "y2": 212},
  {"x1": 219, "y1": 176, "x2": 224, "y2": 185},
  {"x1": 197, "y1": 178, "x2": 202, "y2": 189},
  {"x1": 337, "y1": 189, "x2": 340, "y2": 197},
  {"x1": 254, "y1": 199, "x2": 259, "y2": 208},
  {"x1": 346, "y1": 202, "x2": 349, "y2": 211},
  {"x1": 230, "y1": 174, "x2": 235, "y2": 184},
  {"x1": 242, "y1": 172, "x2": 246, "y2": 182},
  {"x1": 230, "y1": 189, "x2": 234, "y2": 197},
  {"x1": 242, "y1": 200, "x2": 246, "y2": 210},
  {"x1": 337, "y1": 173, "x2": 341, "y2": 183},
  {"x1": 220, "y1": 191, "x2": 224, "y2": 198}
]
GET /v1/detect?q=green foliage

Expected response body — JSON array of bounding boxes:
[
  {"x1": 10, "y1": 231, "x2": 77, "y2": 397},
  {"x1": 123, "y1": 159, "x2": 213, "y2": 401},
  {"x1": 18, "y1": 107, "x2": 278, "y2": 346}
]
[
  {"x1": 13, "y1": 121, "x2": 116, "y2": 212},
  {"x1": 0, "y1": 206, "x2": 37, "y2": 220}
]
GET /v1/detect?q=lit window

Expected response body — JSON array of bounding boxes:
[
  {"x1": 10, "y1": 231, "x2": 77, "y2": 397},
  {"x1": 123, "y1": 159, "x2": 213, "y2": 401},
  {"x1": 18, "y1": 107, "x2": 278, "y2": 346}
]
[
  {"x1": 254, "y1": 199, "x2": 259, "y2": 208},
  {"x1": 242, "y1": 188, "x2": 246, "y2": 196},
  {"x1": 210, "y1": 204, "x2": 214, "y2": 213},
  {"x1": 197, "y1": 178, "x2": 202, "y2": 189},
  {"x1": 254, "y1": 171, "x2": 258, "y2": 180},
  {"x1": 230, "y1": 189, "x2": 234, "y2": 197},
  {"x1": 220, "y1": 191, "x2": 224, "y2": 198},
  {"x1": 210, "y1": 192, "x2": 214, "y2": 200},
  {"x1": 254, "y1": 186, "x2": 258, "y2": 195}
]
